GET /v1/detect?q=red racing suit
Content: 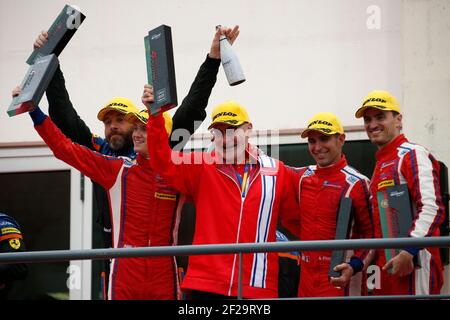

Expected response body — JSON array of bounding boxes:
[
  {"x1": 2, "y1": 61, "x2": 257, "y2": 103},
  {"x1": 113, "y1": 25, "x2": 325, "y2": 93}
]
[
  {"x1": 288, "y1": 156, "x2": 374, "y2": 297},
  {"x1": 370, "y1": 134, "x2": 445, "y2": 295},
  {"x1": 31, "y1": 109, "x2": 181, "y2": 300},
  {"x1": 147, "y1": 113, "x2": 299, "y2": 298}
]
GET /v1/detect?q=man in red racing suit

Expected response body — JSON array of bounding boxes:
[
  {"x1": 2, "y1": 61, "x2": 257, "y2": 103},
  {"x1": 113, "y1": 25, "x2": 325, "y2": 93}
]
[
  {"x1": 355, "y1": 90, "x2": 445, "y2": 295},
  {"x1": 288, "y1": 112, "x2": 374, "y2": 297},
  {"x1": 147, "y1": 101, "x2": 299, "y2": 299},
  {"x1": 29, "y1": 107, "x2": 180, "y2": 300}
]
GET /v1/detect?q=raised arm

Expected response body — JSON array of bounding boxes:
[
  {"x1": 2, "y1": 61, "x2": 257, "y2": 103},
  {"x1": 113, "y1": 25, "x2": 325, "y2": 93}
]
[
  {"x1": 29, "y1": 107, "x2": 123, "y2": 189},
  {"x1": 167, "y1": 26, "x2": 240, "y2": 149},
  {"x1": 34, "y1": 31, "x2": 96, "y2": 149},
  {"x1": 147, "y1": 112, "x2": 203, "y2": 196}
]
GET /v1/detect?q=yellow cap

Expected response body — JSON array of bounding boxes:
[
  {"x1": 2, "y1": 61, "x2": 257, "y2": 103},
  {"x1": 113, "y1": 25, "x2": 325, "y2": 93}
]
[
  {"x1": 301, "y1": 112, "x2": 344, "y2": 138},
  {"x1": 355, "y1": 90, "x2": 400, "y2": 118},
  {"x1": 125, "y1": 109, "x2": 173, "y2": 136},
  {"x1": 97, "y1": 97, "x2": 139, "y2": 121},
  {"x1": 208, "y1": 101, "x2": 251, "y2": 130}
]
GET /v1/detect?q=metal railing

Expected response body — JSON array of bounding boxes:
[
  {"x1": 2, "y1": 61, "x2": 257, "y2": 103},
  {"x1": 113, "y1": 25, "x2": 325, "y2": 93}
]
[{"x1": 1, "y1": 236, "x2": 450, "y2": 300}]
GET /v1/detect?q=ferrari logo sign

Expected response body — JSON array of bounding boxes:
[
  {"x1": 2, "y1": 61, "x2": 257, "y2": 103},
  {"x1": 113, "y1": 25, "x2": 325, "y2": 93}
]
[{"x1": 9, "y1": 238, "x2": 21, "y2": 250}]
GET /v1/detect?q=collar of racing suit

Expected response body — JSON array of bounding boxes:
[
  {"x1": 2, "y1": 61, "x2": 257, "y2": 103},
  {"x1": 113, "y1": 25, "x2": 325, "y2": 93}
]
[
  {"x1": 210, "y1": 143, "x2": 260, "y2": 165},
  {"x1": 136, "y1": 153, "x2": 152, "y2": 168},
  {"x1": 314, "y1": 155, "x2": 347, "y2": 177},
  {"x1": 375, "y1": 133, "x2": 407, "y2": 161}
]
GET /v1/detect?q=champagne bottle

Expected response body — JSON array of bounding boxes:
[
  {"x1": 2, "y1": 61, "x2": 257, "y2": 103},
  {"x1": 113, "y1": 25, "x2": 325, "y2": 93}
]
[{"x1": 219, "y1": 28, "x2": 245, "y2": 86}]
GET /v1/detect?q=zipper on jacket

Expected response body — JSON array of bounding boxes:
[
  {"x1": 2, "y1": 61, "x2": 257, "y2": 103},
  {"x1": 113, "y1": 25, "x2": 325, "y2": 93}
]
[{"x1": 219, "y1": 166, "x2": 260, "y2": 296}]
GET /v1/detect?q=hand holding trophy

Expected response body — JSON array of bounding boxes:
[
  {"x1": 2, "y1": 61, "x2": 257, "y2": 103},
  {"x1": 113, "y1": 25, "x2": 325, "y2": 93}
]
[{"x1": 7, "y1": 5, "x2": 85, "y2": 117}]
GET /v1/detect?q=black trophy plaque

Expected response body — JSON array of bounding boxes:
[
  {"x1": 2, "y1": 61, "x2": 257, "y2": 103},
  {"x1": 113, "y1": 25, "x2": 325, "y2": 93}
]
[
  {"x1": 377, "y1": 184, "x2": 414, "y2": 264},
  {"x1": 27, "y1": 4, "x2": 86, "y2": 65},
  {"x1": 145, "y1": 25, "x2": 177, "y2": 115},
  {"x1": 328, "y1": 196, "x2": 353, "y2": 278},
  {"x1": 8, "y1": 54, "x2": 59, "y2": 117}
]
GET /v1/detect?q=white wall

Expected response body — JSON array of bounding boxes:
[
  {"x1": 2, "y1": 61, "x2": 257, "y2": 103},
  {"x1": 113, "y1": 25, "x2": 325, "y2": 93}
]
[
  {"x1": 402, "y1": 0, "x2": 450, "y2": 167},
  {"x1": 401, "y1": 0, "x2": 450, "y2": 294},
  {"x1": 1, "y1": 0, "x2": 403, "y2": 143}
]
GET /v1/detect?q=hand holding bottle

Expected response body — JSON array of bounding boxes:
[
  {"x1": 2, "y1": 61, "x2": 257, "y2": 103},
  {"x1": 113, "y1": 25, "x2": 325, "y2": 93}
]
[
  {"x1": 216, "y1": 25, "x2": 245, "y2": 86},
  {"x1": 209, "y1": 25, "x2": 240, "y2": 59}
]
